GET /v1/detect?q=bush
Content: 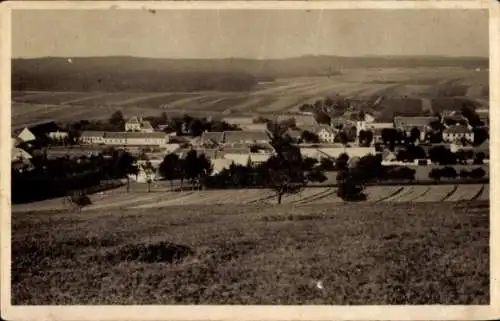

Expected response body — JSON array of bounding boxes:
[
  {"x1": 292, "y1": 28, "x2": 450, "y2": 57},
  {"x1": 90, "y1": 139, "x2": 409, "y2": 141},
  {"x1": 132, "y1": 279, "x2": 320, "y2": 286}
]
[
  {"x1": 470, "y1": 167, "x2": 486, "y2": 179},
  {"x1": 441, "y1": 167, "x2": 457, "y2": 179},
  {"x1": 459, "y1": 170, "x2": 469, "y2": 179}
]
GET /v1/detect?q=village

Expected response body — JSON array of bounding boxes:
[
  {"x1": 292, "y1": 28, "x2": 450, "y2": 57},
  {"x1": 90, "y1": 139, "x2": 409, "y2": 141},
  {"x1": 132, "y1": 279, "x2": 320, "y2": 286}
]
[{"x1": 11, "y1": 97, "x2": 490, "y2": 189}]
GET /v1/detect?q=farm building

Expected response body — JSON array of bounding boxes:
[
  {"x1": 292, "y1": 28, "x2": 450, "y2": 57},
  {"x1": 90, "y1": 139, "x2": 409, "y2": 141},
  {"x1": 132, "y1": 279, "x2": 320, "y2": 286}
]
[
  {"x1": 394, "y1": 116, "x2": 437, "y2": 141},
  {"x1": 394, "y1": 116, "x2": 437, "y2": 129},
  {"x1": 103, "y1": 132, "x2": 169, "y2": 146},
  {"x1": 80, "y1": 131, "x2": 105, "y2": 145},
  {"x1": 317, "y1": 126, "x2": 338, "y2": 143},
  {"x1": 221, "y1": 116, "x2": 255, "y2": 127},
  {"x1": 442, "y1": 125, "x2": 474, "y2": 143},
  {"x1": 319, "y1": 146, "x2": 377, "y2": 159},
  {"x1": 240, "y1": 123, "x2": 268, "y2": 131},
  {"x1": 223, "y1": 130, "x2": 269, "y2": 146}
]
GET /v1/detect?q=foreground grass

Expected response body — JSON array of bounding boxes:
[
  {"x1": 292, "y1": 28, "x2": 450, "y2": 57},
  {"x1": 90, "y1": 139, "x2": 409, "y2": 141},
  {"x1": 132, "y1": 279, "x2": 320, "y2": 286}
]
[{"x1": 11, "y1": 201, "x2": 489, "y2": 305}]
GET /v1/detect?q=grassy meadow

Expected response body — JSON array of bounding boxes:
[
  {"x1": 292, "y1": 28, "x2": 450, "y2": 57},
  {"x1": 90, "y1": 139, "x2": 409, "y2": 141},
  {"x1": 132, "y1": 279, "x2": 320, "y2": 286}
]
[{"x1": 11, "y1": 201, "x2": 489, "y2": 305}]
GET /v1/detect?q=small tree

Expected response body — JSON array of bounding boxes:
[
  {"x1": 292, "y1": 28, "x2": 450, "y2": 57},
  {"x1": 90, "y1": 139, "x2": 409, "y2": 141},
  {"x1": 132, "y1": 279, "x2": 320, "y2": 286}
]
[
  {"x1": 365, "y1": 130, "x2": 373, "y2": 147},
  {"x1": 319, "y1": 157, "x2": 335, "y2": 171},
  {"x1": 410, "y1": 127, "x2": 421, "y2": 143},
  {"x1": 474, "y1": 152, "x2": 485, "y2": 165},
  {"x1": 66, "y1": 191, "x2": 92, "y2": 212},
  {"x1": 441, "y1": 166, "x2": 457, "y2": 180},
  {"x1": 336, "y1": 171, "x2": 366, "y2": 201},
  {"x1": 470, "y1": 167, "x2": 486, "y2": 179},
  {"x1": 429, "y1": 168, "x2": 442, "y2": 182},
  {"x1": 459, "y1": 170, "x2": 469, "y2": 179},
  {"x1": 336, "y1": 153, "x2": 349, "y2": 171},
  {"x1": 109, "y1": 111, "x2": 125, "y2": 130},
  {"x1": 159, "y1": 153, "x2": 181, "y2": 190},
  {"x1": 141, "y1": 161, "x2": 155, "y2": 192}
]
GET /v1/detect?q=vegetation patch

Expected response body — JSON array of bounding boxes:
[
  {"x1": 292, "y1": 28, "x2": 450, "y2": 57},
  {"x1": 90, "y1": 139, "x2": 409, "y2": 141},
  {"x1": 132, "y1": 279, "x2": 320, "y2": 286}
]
[{"x1": 105, "y1": 241, "x2": 194, "y2": 264}]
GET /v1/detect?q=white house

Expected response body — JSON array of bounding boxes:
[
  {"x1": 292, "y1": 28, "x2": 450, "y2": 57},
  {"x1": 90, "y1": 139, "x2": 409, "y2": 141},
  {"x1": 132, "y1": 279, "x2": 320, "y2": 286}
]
[
  {"x1": 317, "y1": 127, "x2": 337, "y2": 143},
  {"x1": 104, "y1": 132, "x2": 168, "y2": 146},
  {"x1": 442, "y1": 125, "x2": 474, "y2": 143},
  {"x1": 80, "y1": 131, "x2": 105, "y2": 145},
  {"x1": 125, "y1": 116, "x2": 154, "y2": 133},
  {"x1": 125, "y1": 116, "x2": 142, "y2": 132},
  {"x1": 48, "y1": 130, "x2": 69, "y2": 141}
]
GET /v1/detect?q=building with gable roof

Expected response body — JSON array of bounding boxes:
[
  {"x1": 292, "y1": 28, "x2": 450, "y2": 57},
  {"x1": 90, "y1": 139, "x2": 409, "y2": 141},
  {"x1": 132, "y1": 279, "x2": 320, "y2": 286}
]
[
  {"x1": 104, "y1": 132, "x2": 168, "y2": 146},
  {"x1": 80, "y1": 131, "x2": 105, "y2": 145},
  {"x1": 317, "y1": 126, "x2": 338, "y2": 143},
  {"x1": 125, "y1": 116, "x2": 155, "y2": 133},
  {"x1": 443, "y1": 124, "x2": 474, "y2": 143},
  {"x1": 223, "y1": 130, "x2": 269, "y2": 146}
]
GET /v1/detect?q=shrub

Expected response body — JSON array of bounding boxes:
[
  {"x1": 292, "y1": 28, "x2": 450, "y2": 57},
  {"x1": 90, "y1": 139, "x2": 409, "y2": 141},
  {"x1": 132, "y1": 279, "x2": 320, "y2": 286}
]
[{"x1": 470, "y1": 167, "x2": 486, "y2": 179}]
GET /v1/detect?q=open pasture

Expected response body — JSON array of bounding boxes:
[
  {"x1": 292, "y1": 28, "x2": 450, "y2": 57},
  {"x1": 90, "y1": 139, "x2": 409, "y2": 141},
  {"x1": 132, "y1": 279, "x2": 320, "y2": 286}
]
[
  {"x1": 11, "y1": 67, "x2": 488, "y2": 128},
  {"x1": 11, "y1": 199, "x2": 489, "y2": 305}
]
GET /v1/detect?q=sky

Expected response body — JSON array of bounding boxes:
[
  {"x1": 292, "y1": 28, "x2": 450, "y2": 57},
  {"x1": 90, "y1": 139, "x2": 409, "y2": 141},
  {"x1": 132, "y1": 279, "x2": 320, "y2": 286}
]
[{"x1": 12, "y1": 9, "x2": 489, "y2": 59}]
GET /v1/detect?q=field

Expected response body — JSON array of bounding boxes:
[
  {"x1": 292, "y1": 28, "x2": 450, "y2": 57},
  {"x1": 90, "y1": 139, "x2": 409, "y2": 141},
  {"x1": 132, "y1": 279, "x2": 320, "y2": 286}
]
[
  {"x1": 11, "y1": 67, "x2": 488, "y2": 130},
  {"x1": 11, "y1": 183, "x2": 489, "y2": 213},
  {"x1": 11, "y1": 197, "x2": 489, "y2": 305}
]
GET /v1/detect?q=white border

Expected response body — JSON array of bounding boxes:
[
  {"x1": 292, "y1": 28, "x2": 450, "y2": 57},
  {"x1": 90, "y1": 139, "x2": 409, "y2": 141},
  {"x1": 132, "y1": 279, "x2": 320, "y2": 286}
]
[{"x1": 1, "y1": 2, "x2": 499, "y2": 320}]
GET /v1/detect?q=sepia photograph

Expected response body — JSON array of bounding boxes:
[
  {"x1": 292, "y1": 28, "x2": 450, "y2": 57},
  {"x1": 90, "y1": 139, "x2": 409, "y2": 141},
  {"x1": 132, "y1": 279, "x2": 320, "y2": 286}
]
[{"x1": 2, "y1": 1, "x2": 498, "y2": 317}]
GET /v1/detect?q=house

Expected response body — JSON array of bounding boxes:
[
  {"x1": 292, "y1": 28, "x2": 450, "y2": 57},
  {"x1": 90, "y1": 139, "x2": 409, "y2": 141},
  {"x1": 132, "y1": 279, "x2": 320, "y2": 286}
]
[
  {"x1": 125, "y1": 116, "x2": 155, "y2": 133},
  {"x1": 103, "y1": 132, "x2": 168, "y2": 146},
  {"x1": 211, "y1": 158, "x2": 234, "y2": 175},
  {"x1": 356, "y1": 121, "x2": 394, "y2": 140},
  {"x1": 48, "y1": 130, "x2": 69, "y2": 141},
  {"x1": 125, "y1": 116, "x2": 141, "y2": 131},
  {"x1": 80, "y1": 131, "x2": 105, "y2": 145},
  {"x1": 11, "y1": 147, "x2": 32, "y2": 162},
  {"x1": 442, "y1": 125, "x2": 474, "y2": 143},
  {"x1": 223, "y1": 130, "x2": 269, "y2": 146},
  {"x1": 317, "y1": 126, "x2": 337, "y2": 143},
  {"x1": 223, "y1": 153, "x2": 252, "y2": 166},
  {"x1": 394, "y1": 116, "x2": 437, "y2": 141}
]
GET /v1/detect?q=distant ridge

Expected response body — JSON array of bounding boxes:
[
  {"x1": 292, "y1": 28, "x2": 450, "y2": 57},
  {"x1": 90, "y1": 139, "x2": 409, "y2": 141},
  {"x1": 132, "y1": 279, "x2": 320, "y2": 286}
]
[{"x1": 12, "y1": 55, "x2": 488, "y2": 93}]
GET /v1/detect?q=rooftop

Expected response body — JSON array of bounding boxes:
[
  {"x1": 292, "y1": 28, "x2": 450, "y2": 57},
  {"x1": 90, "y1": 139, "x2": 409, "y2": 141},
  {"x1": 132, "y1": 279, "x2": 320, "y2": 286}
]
[
  {"x1": 127, "y1": 116, "x2": 140, "y2": 124},
  {"x1": 443, "y1": 124, "x2": 473, "y2": 134},
  {"x1": 104, "y1": 132, "x2": 167, "y2": 139},
  {"x1": 394, "y1": 116, "x2": 438, "y2": 128},
  {"x1": 81, "y1": 131, "x2": 105, "y2": 137},
  {"x1": 223, "y1": 130, "x2": 269, "y2": 144}
]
